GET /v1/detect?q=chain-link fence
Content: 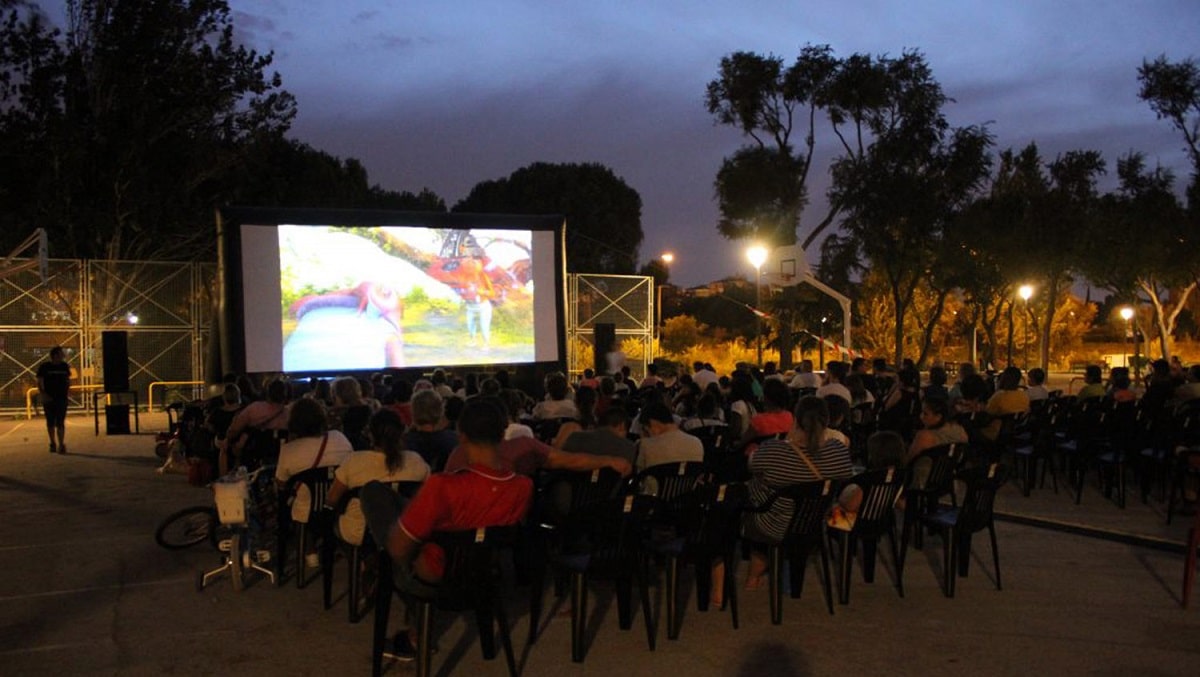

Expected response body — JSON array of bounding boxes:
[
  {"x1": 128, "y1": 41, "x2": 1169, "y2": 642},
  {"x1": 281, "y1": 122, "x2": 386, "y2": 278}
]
[
  {"x1": 3, "y1": 265, "x2": 646, "y2": 414},
  {"x1": 567, "y1": 274, "x2": 653, "y2": 379},
  {"x1": 1, "y1": 259, "x2": 214, "y2": 415}
]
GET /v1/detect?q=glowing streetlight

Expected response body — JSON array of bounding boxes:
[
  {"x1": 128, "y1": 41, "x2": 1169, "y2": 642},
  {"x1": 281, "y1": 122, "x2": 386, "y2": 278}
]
[
  {"x1": 656, "y1": 252, "x2": 674, "y2": 341},
  {"x1": 746, "y1": 244, "x2": 768, "y2": 366},
  {"x1": 1120, "y1": 306, "x2": 1134, "y2": 375},
  {"x1": 1018, "y1": 284, "x2": 1033, "y2": 370}
]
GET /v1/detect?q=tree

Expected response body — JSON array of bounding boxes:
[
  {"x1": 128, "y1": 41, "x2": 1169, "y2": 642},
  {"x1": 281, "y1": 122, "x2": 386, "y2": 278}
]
[
  {"x1": 453, "y1": 161, "x2": 643, "y2": 275},
  {"x1": 1083, "y1": 154, "x2": 1194, "y2": 359},
  {"x1": 230, "y1": 136, "x2": 446, "y2": 211},
  {"x1": 824, "y1": 51, "x2": 993, "y2": 367},
  {"x1": 705, "y1": 46, "x2": 838, "y2": 247},
  {"x1": 1139, "y1": 55, "x2": 1200, "y2": 176},
  {"x1": 0, "y1": 0, "x2": 297, "y2": 260}
]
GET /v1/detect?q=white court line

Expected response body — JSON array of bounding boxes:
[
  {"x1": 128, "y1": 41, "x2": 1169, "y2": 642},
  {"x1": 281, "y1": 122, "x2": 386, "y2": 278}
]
[
  {"x1": 0, "y1": 638, "x2": 112, "y2": 656},
  {"x1": 0, "y1": 576, "x2": 188, "y2": 603},
  {"x1": 0, "y1": 534, "x2": 148, "y2": 552},
  {"x1": 0, "y1": 420, "x2": 29, "y2": 439}
]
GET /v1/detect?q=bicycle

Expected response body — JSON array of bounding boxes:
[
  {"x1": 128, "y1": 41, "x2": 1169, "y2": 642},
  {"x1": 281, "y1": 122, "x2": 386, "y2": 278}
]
[{"x1": 155, "y1": 465, "x2": 278, "y2": 591}]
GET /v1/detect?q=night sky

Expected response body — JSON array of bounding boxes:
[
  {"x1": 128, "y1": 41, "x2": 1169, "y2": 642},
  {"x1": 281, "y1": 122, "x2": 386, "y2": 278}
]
[{"x1": 74, "y1": 2, "x2": 1200, "y2": 287}]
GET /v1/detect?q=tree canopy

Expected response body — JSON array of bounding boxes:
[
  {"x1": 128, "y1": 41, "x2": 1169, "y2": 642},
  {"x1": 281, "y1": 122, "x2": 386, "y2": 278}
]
[
  {"x1": 453, "y1": 161, "x2": 643, "y2": 275},
  {"x1": 0, "y1": 0, "x2": 298, "y2": 260}
]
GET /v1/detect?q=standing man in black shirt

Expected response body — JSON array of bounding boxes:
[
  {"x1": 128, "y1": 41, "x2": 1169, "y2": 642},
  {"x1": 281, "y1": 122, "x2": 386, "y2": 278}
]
[{"x1": 37, "y1": 346, "x2": 72, "y2": 454}]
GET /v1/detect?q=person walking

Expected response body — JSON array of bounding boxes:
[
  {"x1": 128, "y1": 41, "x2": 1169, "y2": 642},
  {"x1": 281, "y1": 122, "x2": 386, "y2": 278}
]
[{"x1": 37, "y1": 346, "x2": 72, "y2": 454}]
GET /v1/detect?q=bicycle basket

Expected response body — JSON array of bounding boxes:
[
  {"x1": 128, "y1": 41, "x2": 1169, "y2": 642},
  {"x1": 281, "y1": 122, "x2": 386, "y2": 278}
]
[{"x1": 213, "y1": 477, "x2": 250, "y2": 525}]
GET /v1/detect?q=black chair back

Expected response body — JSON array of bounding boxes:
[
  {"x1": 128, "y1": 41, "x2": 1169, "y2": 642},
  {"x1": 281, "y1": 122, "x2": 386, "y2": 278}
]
[
  {"x1": 774, "y1": 479, "x2": 836, "y2": 545},
  {"x1": 534, "y1": 417, "x2": 578, "y2": 444},
  {"x1": 955, "y1": 463, "x2": 1010, "y2": 534},
  {"x1": 911, "y1": 443, "x2": 965, "y2": 499},
  {"x1": 430, "y1": 525, "x2": 523, "y2": 611},
  {"x1": 565, "y1": 494, "x2": 657, "y2": 578},
  {"x1": 847, "y1": 467, "x2": 906, "y2": 537},
  {"x1": 632, "y1": 461, "x2": 711, "y2": 504}
]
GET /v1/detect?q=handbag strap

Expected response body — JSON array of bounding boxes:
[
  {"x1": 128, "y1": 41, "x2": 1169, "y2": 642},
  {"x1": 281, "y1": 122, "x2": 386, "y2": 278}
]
[
  {"x1": 787, "y1": 436, "x2": 823, "y2": 480},
  {"x1": 310, "y1": 433, "x2": 329, "y2": 470}
]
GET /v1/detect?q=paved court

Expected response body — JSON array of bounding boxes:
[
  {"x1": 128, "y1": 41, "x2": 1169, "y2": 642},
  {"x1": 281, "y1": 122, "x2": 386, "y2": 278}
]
[{"x1": 0, "y1": 412, "x2": 1197, "y2": 676}]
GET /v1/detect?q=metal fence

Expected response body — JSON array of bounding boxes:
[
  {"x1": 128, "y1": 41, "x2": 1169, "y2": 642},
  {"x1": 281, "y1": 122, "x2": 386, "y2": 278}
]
[
  {"x1": 2, "y1": 266, "x2": 648, "y2": 414},
  {"x1": 1, "y1": 259, "x2": 214, "y2": 415},
  {"x1": 567, "y1": 274, "x2": 653, "y2": 379}
]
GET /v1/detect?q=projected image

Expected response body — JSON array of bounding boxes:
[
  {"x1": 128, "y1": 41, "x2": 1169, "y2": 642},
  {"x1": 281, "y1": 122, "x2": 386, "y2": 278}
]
[{"x1": 279, "y1": 225, "x2": 534, "y2": 371}]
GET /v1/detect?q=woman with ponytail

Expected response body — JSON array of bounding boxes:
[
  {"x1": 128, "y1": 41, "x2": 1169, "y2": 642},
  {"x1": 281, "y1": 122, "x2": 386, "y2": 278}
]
[
  {"x1": 735, "y1": 396, "x2": 855, "y2": 593},
  {"x1": 324, "y1": 408, "x2": 430, "y2": 546}
]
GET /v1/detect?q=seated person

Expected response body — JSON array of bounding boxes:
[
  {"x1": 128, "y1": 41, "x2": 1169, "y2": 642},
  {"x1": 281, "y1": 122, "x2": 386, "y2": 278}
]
[
  {"x1": 443, "y1": 397, "x2": 632, "y2": 478},
  {"x1": 325, "y1": 409, "x2": 430, "y2": 546},
  {"x1": 206, "y1": 383, "x2": 244, "y2": 449},
  {"x1": 1108, "y1": 367, "x2": 1137, "y2": 403},
  {"x1": 367, "y1": 398, "x2": 534, "y2": 660},
  {"x1": 551, "y1": 386, "x2": 597, "y2": 448},
  {"x1": 680, "y1": 392, "x2": 728, "y2": 432},
  {"x1": 221, "y1": 379, "x2": 289, "y2": 474},
  {"x1": 1026, "y1": 368, "x2": 1050, "y2": 402},
  {"x1": 737, "y1": 396, "x2": 853, "y2": 595},
  {"x1": 635, "y1": 400, "x2": 705, "y2": 472},
  {"x1": 502, "y1": 389, "x2": 536, "y2": 441},
  {"x1": 922, "y1": 365, "x2": 950, "y2": 403},
  {"x1": 788, "y1": 359, "x2": 821, "y2": 391},
  {"x1": 906, "y1": 397, "x2": 968, "y2": 487},
  {"x1": 403, "y1": 390, "x2": 458, "y2": 472},
  {"x1": 738, "y1": 378, "x2": 794, "y2": 455},
  {"x1": 531, "y1": 372, "x2": 579, "y2": 421},
  {"x1": 562, "y1": 406, "x2": 638, "y2": 466},
  {"x1": 1176, "y1": 365, "x2": 1200, "y2": 402},
  {"x1": 330, "y1": 376, "x2": 373, "y2": 450},
  {"x1": 275, "y1": 397, "x2": 353, "y2": 523},
  {"x1": 838, "y1": 430, "x2": 906, "y2": 514},
  {"x1": 983, "y1": 367, "x2": 1030, "y2": 440},
  {"x1": 1076, "y1": 365, "x2": 1106, "y2": 400}
]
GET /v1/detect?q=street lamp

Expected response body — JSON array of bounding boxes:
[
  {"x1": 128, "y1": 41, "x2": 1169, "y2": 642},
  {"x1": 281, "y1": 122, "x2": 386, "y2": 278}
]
[
  {"x1": 1119, "y1": 306, "x2": 1133, "y2": 372},
  {"x1": 819, "y1": 316, "x2": 828, "y2": 370},
  {"x1": 746, "y1": 244, "x2": 768, "y2": 367},
  {"x1": 656, "y1": 252, "x2": 674, "y2": 340},
  {"x1": 1018, "y1": 284, "x2": 1033, "y2": 370}
]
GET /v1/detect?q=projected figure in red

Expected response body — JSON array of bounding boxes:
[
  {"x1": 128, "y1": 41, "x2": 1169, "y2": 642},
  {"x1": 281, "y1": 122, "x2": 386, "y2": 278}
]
[
  {"x1": 289, "y1": 281, "x2": 405, "y2": 366},
  {"x1": 455, "y1": 237, "x2": 496, "y2": 349}
]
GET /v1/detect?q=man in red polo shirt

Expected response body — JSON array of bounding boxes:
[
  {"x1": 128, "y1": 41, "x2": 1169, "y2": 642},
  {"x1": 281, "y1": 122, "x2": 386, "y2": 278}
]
[
  {"x1": 385, "y1": 398, "x2": 532, "y2": 582},
  {"x1": 363, "y1": 397, "x2": 532, "y2": 661}
]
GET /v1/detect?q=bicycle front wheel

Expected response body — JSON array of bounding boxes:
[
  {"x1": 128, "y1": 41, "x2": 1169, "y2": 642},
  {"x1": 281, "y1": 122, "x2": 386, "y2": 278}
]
[{"x1": 155, "y1": 506, "x2": 218, "y2": 550}]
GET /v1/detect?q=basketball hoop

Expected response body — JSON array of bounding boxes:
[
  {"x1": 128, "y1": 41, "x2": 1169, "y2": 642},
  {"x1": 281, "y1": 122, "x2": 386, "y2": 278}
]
[{"x1": 0, "y1": 228, "x2": 48, "y2": 283}]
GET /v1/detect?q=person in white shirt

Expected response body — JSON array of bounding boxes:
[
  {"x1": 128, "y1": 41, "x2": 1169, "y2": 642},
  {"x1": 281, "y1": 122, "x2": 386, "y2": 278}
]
[
  {"x1": 816, "y1": 360, "x2": 852, "y2": 406},
  {"x1": 789, "y1": 359, "x2": 822, "y2": 390},
  {"x1": 635, "y1": 400, "x2": 703, "y2": 472},
  {"x1": 1026, "y1": 367, "x2": 1050, "y2": 402},
  {"x1": 275, "y1": 398, "x2": 353, "y2": 522},
  {"x1": 691, "y1": 361, "x2": 719, "y2": 391}
]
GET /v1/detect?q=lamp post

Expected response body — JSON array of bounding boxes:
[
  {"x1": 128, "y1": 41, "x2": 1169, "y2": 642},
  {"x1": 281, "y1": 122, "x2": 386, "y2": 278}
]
[
  {"x1": 747, "y1": 244, "x2": 768, "y2": 367},
  {"x1": 1018, "y1": 284, "x2": 1033, "y2": 370},
  {"x1": 1119, "y1": 306, "x2": 1133, "y2": 372},
  {"x1": 819, "y1": 316, "x2": 827, "y2": 370},
  {"x1": 656, "y1": 252, "x2": 673, "y2": 341}
]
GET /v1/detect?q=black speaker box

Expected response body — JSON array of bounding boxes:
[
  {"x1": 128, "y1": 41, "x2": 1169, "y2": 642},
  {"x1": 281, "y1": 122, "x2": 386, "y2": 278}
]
[
  {"x1": 594, "y1": 323, "x2": 616, "y2": 375},
  {"x1": 102, "y1": 330, "x2": 130, "y2": 392}
]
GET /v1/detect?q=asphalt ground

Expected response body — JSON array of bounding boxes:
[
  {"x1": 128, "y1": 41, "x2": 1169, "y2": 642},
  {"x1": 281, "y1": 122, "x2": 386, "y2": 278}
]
[{"x1": 0, "y1": 412, "x2": 1197, "y2": 676}]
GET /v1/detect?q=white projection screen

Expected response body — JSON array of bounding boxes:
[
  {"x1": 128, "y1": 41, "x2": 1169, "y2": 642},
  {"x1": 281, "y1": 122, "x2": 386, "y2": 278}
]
[{"x1": 217, "y1": 208, "x2": 566, "y2": 376}]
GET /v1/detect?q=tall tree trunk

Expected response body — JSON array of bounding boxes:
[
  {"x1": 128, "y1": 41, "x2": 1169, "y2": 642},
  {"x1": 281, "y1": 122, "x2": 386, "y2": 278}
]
[
  {"x1": 1138, "y1": 278, "x2": 1198, "y2": 361},
  {"x1": 1006, "y1": 298, "x2": 1015, "y2": 368},
  {"x1": 915, "y1": 287, "x2": 950, "y2": 369},
  {"x1": 1038, "y1": 276, "x2": 1063, "y2": 372}
]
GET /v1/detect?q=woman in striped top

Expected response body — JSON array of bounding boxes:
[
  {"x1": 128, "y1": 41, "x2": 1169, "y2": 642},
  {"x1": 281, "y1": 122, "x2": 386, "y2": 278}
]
[{"x1": 739, "y1": 396, "x2": 855, "y2": 591}]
